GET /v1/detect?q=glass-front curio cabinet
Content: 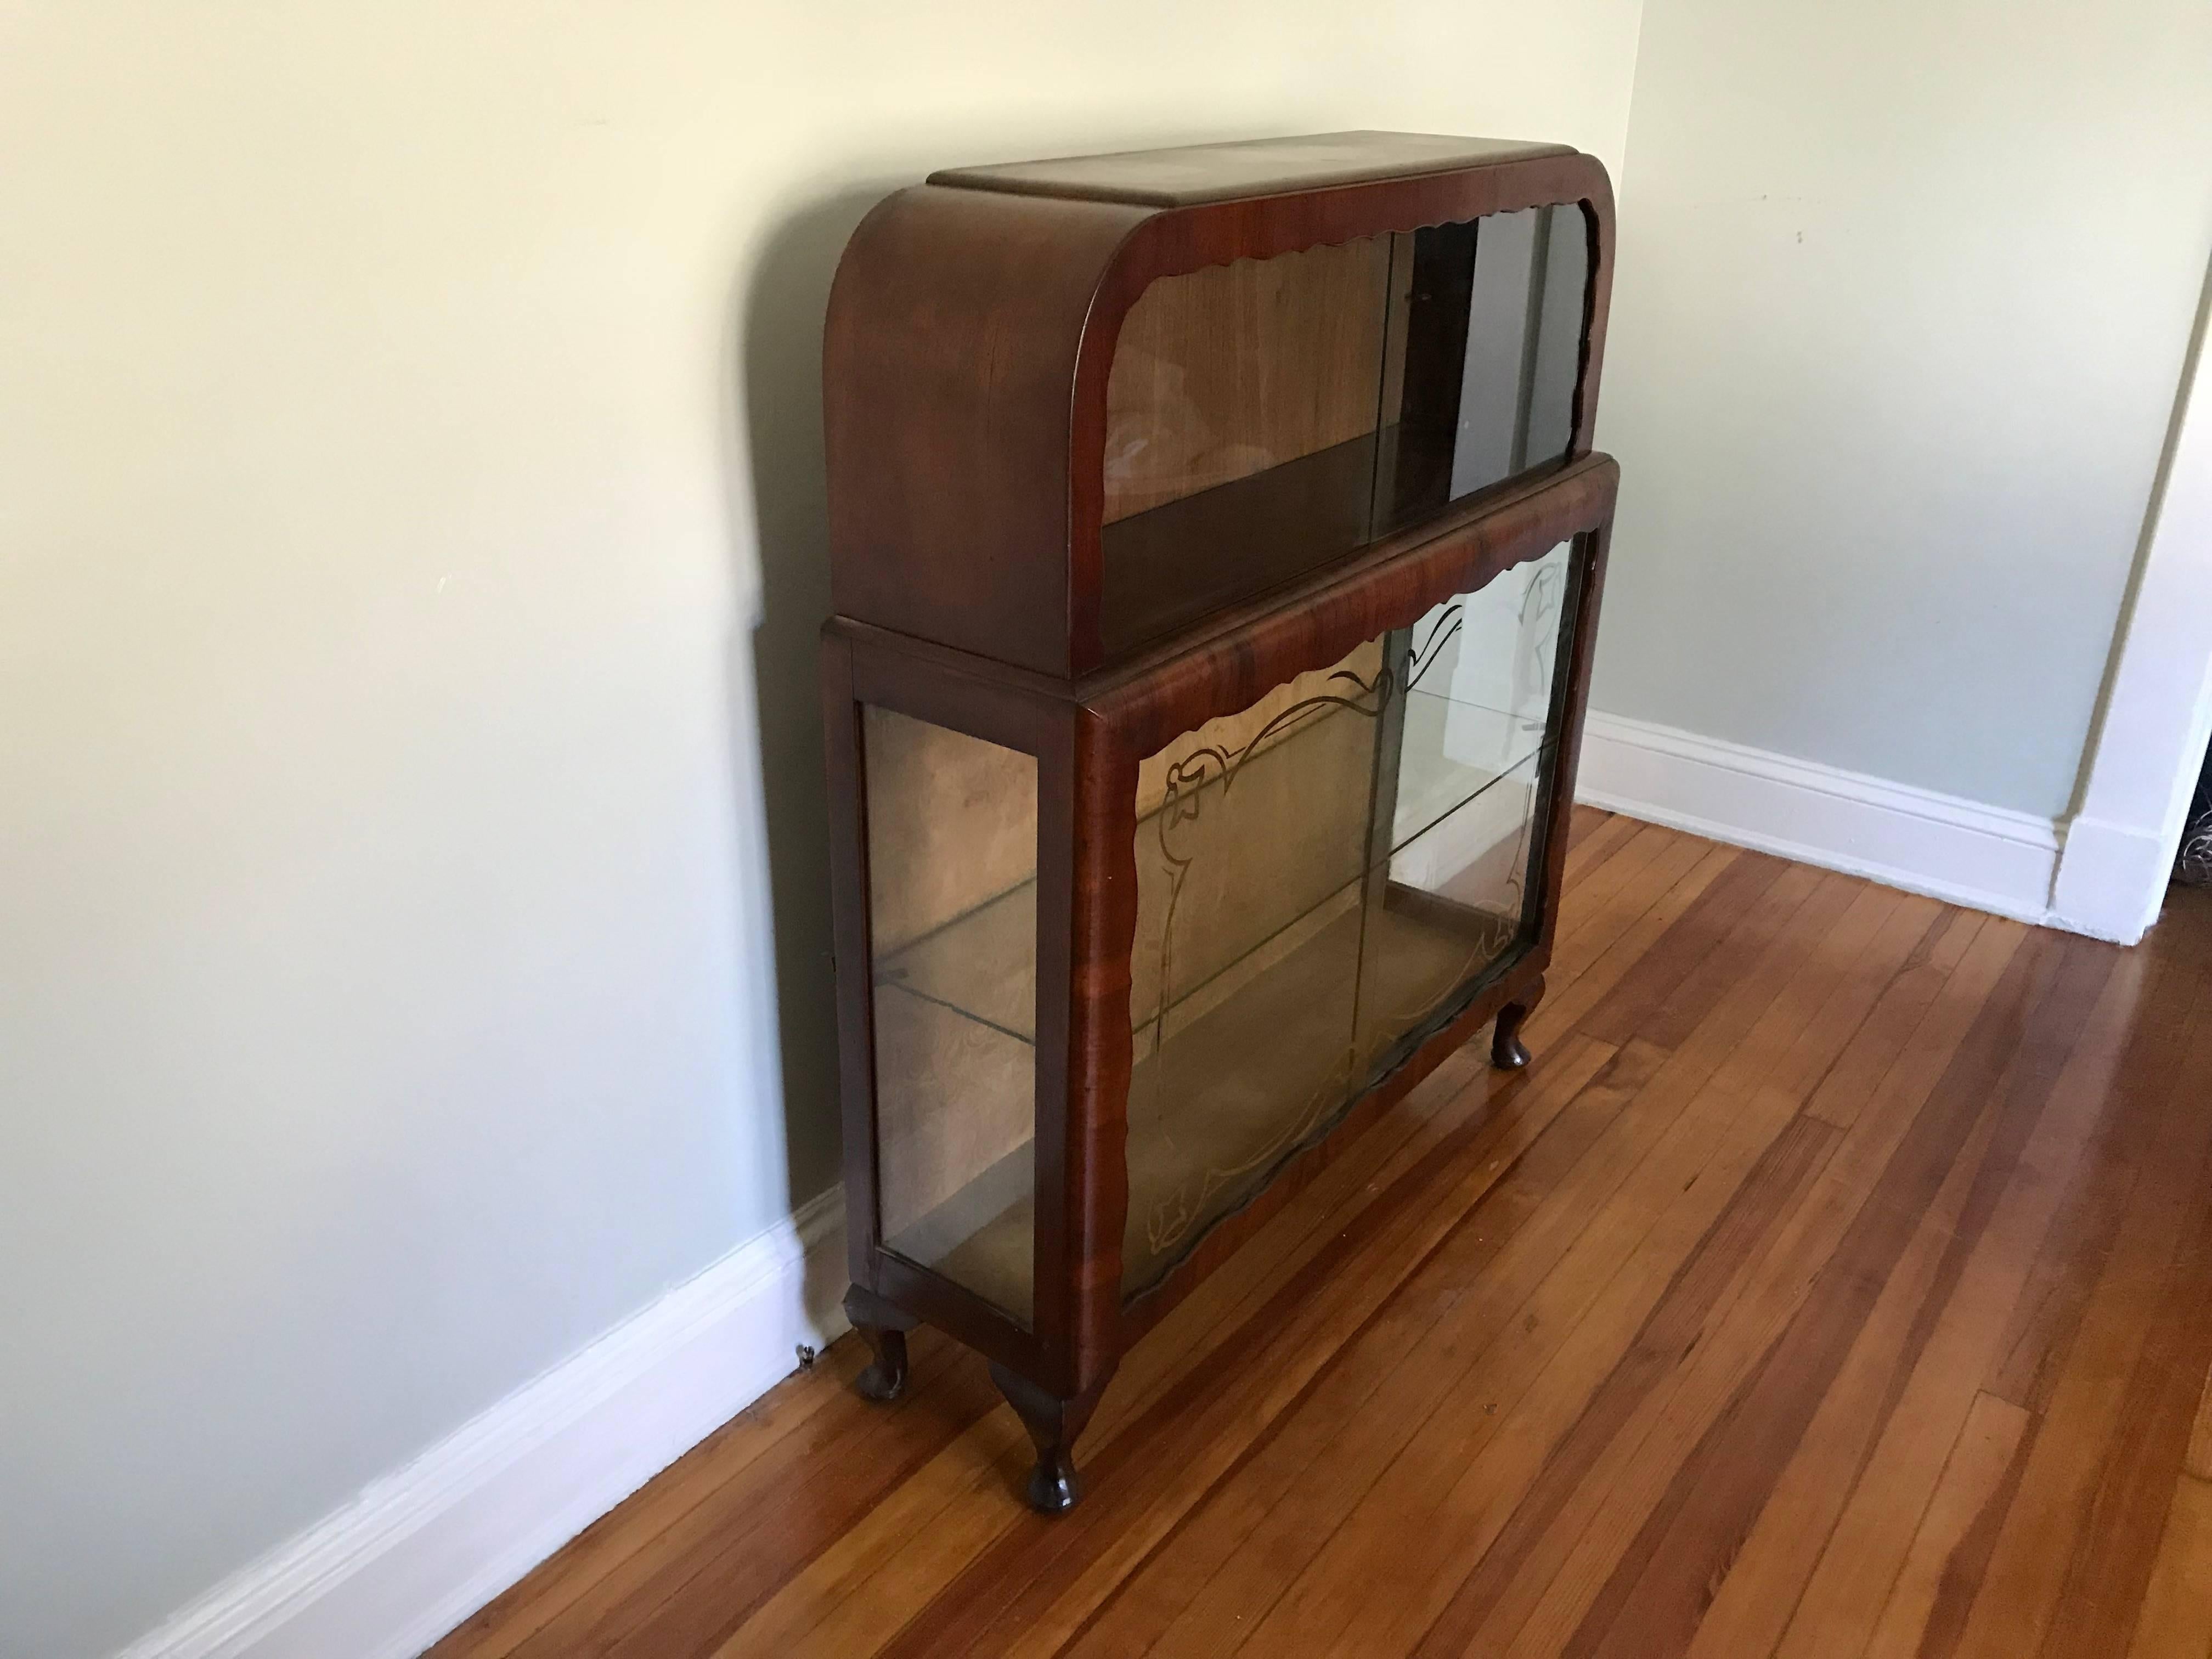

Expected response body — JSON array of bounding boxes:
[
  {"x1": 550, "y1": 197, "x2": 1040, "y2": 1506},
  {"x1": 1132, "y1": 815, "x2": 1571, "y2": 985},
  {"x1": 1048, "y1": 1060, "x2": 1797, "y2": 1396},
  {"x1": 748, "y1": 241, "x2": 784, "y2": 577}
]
[{"x1": 821, "y1": 132, "x2": 1618, "y2": 1510}]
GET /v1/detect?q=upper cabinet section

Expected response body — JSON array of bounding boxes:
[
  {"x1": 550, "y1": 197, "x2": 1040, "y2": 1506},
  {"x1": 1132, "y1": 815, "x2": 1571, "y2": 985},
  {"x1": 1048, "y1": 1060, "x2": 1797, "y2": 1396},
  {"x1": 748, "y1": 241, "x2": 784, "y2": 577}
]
[
  {"x1": 1099, "y1": 206, "x2": 1590, "y2": 658},
  {"x1": 825, "y1": 132, "x2": 1613, "y2": 679}
]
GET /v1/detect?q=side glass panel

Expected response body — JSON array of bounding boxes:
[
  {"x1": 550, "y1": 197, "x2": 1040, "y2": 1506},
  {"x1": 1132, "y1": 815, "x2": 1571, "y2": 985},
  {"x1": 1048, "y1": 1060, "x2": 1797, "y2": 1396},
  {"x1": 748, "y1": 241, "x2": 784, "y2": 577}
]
[
  {"x1": 1100, "y1": 208, "x2": 1590, "y2": 658},
  {"x1": 862, "y1": 706, "x2": 1038, "y2": 1326},
  {"x1": 1121, "y1": 540, "x2": 1577, "y2": 1301}
]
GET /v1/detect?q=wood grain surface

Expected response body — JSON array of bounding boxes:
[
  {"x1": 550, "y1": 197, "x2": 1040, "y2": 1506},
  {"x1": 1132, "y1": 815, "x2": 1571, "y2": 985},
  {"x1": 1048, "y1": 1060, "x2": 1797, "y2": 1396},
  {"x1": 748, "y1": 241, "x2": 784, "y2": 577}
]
[
  {"x1": 429, "y1": 816, "x2": 2212, "y2": 1659},
  {"x1": 1102, "y1": 237, "x2": 1392, "y2": 523}
]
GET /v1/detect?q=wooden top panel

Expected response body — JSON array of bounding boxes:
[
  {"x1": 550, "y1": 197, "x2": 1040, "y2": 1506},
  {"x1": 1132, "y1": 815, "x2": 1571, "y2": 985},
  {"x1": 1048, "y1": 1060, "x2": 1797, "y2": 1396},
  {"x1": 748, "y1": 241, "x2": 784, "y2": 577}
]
[{"x1": 930, "y1": 130, "x2": 1575, "y2": 207}]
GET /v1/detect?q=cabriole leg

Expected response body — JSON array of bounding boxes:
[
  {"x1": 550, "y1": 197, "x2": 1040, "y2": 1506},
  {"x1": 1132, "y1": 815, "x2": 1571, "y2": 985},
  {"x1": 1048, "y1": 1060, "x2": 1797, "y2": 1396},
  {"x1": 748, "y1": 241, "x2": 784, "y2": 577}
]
[
  {"x1": 988, "y1": 1362, "x2": 1107, "y2": 1514},
  {"x1": 1491, "y1": 974, "x2": 1547, "y2": 1071},
  {"x1": 844, "y1": 1285, "x2": 918, "y2": 1402}
]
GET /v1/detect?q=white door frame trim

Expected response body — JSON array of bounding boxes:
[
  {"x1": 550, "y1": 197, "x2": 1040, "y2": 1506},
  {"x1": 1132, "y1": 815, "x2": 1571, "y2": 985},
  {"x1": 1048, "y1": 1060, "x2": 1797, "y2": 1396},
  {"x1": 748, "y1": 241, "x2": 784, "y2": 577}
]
[{"x1": 2050, "y1": 256, "x2": 2212, "y2": 946}]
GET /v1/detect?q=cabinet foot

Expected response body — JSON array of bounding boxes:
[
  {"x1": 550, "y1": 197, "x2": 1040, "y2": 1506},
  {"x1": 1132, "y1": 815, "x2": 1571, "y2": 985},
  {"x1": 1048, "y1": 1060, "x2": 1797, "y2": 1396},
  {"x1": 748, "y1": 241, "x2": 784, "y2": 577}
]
[
  {"x1": 844, "y1": 1286, "x2": 917, "y2": 1402},
  {"x1": 989, "y1": 1362, "x2": 1107, "y2": 1514},
  {"x1": 1491, "y1": 977, "x2": 1546, "y2": 1071}
]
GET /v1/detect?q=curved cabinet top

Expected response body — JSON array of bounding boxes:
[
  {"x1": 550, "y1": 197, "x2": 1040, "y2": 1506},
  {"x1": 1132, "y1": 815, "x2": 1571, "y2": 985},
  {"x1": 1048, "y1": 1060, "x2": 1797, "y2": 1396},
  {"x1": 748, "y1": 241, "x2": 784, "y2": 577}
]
[{"x1": 824, "y1": 130, "x2": 1615, "y2": 679}]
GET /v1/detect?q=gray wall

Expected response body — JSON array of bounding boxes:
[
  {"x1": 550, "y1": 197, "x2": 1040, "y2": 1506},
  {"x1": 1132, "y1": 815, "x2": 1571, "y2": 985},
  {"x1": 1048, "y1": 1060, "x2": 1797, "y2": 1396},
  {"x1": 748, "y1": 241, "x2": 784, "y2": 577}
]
[
  {"x1": 0, "y1": 4, "x2": 1647, "y2": 1654},
  {"x1": 1594, "y1": 0, "x2": 2212, "y2": 818}
]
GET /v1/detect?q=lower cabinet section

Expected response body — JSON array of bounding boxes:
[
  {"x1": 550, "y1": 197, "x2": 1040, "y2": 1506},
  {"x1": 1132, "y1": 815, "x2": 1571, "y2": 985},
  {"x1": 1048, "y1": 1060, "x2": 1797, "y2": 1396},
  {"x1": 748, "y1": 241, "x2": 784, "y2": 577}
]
[{"x1": 825, "y1": 509, "x2": 1608, "y2": 1511}]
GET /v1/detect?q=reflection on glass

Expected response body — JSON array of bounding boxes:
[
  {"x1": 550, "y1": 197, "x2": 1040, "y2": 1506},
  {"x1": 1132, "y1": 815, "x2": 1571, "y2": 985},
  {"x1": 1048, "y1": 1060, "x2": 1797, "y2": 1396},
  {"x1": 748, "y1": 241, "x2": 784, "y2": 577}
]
[
  {"x1": 1356, "y1": 540, "x2": 1568, "y2": 1068},
  {"x1": 1380, "y1": 203, "x2": 1591, "y2": 528},
  {"x1": 1357, "y1": 751, "x2": 1542, "y2": 1070},
  {"x1": 863, "y1": 706, "x2": 1038, "y2": 1325},
  {"x1": 1100, "y1": 207, "x2": 1590, "y2": 656},
  {"x1": 1392, "y1": 538, "x2": 1570, "y2": 851}
]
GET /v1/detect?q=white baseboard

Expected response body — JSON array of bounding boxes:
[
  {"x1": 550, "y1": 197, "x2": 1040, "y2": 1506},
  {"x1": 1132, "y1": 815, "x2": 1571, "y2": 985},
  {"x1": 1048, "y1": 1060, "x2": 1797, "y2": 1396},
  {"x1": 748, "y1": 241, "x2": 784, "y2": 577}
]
[
  {"x1": 120, "y1": 1188, "x2": 850, "y2": 1659},
  {"x1": 2049, "y1": 814, "x2": 2172, "y2": 945},
  {"x1": 1575, "y1": 711, "x2": 2077, "y2": 932}
]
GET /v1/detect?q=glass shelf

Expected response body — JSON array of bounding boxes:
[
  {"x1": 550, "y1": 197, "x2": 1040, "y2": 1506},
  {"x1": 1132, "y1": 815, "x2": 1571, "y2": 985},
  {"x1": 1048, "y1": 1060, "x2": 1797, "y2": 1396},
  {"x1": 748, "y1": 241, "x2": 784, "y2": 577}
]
[
  {"x1": 875, "y1": 880, "x2": 1037, "y2": 1046},
  {"x1": 870, "y1": 622, "x2": 1555, "y2": 1059}
]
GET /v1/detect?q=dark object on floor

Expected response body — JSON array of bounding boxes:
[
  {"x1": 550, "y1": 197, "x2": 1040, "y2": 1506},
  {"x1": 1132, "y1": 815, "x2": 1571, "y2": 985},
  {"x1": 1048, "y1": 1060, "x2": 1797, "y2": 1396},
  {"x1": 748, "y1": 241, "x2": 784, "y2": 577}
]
[{"x1": 2177, "y1": 740, "x2": 2212, "y2": 887}]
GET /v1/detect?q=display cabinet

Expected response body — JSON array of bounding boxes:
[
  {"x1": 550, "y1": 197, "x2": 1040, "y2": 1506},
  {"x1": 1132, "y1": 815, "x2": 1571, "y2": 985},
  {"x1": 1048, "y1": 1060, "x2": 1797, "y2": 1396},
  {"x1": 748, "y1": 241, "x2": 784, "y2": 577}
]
[{"x1": 821, "y1": 131, "x2": 1618, "y2": 1510}]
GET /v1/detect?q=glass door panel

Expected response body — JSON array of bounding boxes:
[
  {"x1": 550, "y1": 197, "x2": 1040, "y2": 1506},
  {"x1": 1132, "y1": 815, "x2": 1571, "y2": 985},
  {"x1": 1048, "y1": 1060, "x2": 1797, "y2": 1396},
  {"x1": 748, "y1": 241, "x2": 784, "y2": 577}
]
[
  {"x1": 1099, "y1": 211, "x2": 1591, "y2": 658},
  {"x1": 1120, "y1": 540, "x2": 1579, "y2": 1301},
  {"x1": 1101, "y1": 238, "x2": 1395, "y2": 655},
  {"x1": 1374, "y1": 204, "x2": 1590, "y2": 533},
  {"x1": 1392, "y1": 538, "x2": 1571, "y2": 848},
  {"x1": 1357, "y1": 749, "x2": 1543, "y2": 1072},
  {"x1": 1123, "y1": 646, "x2": 1383, "y2": 1290}
]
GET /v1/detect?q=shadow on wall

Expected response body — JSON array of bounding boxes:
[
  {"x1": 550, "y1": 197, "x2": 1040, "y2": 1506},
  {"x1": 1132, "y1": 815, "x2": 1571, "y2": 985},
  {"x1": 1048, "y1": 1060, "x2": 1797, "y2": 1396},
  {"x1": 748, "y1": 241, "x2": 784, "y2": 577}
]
[{"x1": 726, "y1": 182, "x2": 904, "y2": 1216}]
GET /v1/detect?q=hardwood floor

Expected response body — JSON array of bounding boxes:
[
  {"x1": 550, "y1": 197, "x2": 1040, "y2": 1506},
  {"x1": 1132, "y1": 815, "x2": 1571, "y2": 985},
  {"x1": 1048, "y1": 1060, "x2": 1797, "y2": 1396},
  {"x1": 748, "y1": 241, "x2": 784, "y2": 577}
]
[{"x1": 428, "y1": 812, "x2": 2212, "y2": 1659}]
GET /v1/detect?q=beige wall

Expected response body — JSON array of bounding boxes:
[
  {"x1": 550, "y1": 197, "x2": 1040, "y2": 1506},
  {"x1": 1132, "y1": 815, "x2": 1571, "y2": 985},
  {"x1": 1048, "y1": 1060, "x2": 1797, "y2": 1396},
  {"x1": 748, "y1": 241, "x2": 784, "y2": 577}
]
[
  {"x1": 1593, "y1": 0, "x2": 2212, "y2": 817},
  {"x1": 0, "y1": 4, "x2": 1646, "y2": 1654}
]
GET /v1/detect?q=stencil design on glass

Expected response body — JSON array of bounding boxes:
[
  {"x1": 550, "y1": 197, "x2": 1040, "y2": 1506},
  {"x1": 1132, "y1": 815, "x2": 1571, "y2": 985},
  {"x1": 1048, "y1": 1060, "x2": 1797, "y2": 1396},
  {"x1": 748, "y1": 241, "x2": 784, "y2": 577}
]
[{"x1": 1138, "y1": 661, "x2": 1392, "y2": 1259}]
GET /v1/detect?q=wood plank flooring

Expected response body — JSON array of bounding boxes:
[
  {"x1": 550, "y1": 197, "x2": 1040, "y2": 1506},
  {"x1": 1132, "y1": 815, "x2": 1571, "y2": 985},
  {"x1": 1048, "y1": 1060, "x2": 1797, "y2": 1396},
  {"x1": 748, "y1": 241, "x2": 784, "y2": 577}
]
[{"x1": 428, "y1": 812, "x2": 2212, "y2": 1659}]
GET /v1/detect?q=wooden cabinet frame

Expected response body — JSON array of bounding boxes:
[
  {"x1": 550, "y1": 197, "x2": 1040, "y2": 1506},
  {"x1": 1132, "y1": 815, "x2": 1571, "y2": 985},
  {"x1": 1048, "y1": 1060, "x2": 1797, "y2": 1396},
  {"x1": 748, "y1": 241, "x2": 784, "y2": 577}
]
[{"x1": 821, "y1": 133, "x2": 1618, "y2": 1509}]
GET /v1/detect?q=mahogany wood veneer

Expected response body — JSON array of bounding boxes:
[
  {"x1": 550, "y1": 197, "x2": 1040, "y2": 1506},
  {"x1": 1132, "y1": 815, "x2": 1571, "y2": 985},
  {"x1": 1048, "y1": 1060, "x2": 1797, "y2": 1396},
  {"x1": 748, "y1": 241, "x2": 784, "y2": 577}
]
[{"x1": 820, "y1": 131, "x2": 1618, "y2": 1510}]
